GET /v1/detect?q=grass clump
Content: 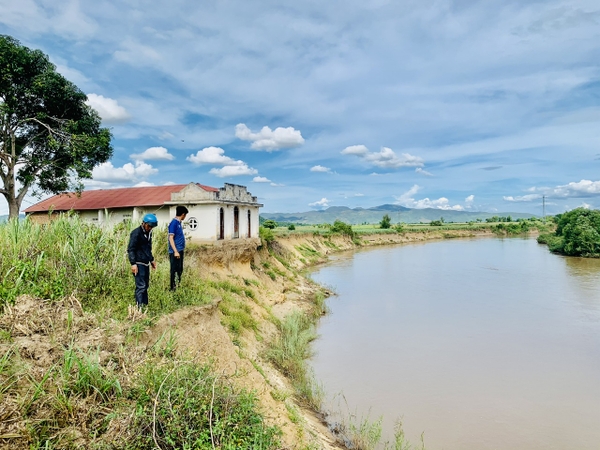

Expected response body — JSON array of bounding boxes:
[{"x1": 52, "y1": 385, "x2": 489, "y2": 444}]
[
  {"x1": 265, "y1": 312, "x2": 323, "y2": 410},
  {"x1": 126, "y1": 359, "x2": 281, "y2": 450}
]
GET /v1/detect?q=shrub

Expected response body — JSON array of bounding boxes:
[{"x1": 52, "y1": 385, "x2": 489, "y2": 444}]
[
  {"x1": 379, "y1": 214, "x2": 391, "y2": 229},
  {"x1": 329, "y1": 220, "x2": 355, "y2": 239},
  {"x1": 259, "y1": 226, "x2": 275, "y2": 244},
  {"x1": 262, "y1": 220, "x2": 277, "y2": 229}
]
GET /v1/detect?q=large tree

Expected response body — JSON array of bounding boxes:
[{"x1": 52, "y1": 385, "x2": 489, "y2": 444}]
[{"x1": 0, "y1": 35, "x2": 112, "y2": 218}]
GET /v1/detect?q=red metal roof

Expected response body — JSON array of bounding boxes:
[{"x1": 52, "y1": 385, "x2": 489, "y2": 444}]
[{"x1": 24, "y1": 183, "x2": 219, "y2": 213}]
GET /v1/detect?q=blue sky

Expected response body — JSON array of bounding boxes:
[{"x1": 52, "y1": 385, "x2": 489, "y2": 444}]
[{"x1": 1, "y1": 0, "x2": 600, "y2": 215}]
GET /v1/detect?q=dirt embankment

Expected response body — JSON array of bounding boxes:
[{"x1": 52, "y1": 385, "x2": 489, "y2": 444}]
[{"x1": 0, "y1": 229, "x2": 493, "y2": 449}]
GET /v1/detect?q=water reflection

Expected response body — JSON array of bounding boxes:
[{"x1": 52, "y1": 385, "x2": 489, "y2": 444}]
[
  {"x1": 562, "y1": 256, "x2": 600, "y2": 315},
  {"x1": 309, "y1": 238, "x2": 600, "y2": 450}
]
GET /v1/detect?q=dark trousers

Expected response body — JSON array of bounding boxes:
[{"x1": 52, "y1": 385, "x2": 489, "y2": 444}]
[
  {"x1": 169, "y1": 251, "x2": 184, "y2": 290},
  {"x1": 134, "y1": 263, "x2": 150, "y2": 307}
]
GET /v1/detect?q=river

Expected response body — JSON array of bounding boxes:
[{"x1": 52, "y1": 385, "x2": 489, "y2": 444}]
[{"x1": 309, "y1": 237, "x2": 600, "y2": 450}]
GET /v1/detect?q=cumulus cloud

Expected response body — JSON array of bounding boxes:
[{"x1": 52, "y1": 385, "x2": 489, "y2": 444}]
[
  {"x1": 342, "y1": 145, "x2": 424, "y2": 169},
  {"x1": 253, "y1": 176, "x2": 271, "y2": 183},
  {"x1": 309, "y1": 198, "x2": 329, "y2": 209},
  {"x1": 394, "y1": 185, "x2": 464, "y2": 210},
  {"x1": 85, "y1": 94, "x2": 130, "y2": 124},
  {"x1": 235, "y1": 123, "x2": 304, "y2": 151},
  {"x1": 131, "y1": 146, "x2": 174, "y2": 161},
  {"x1": 416, "y1": 168, "x2": 433, "y2": 176},
  {"x1": 187, "y1": 147, "x2": 238, "y2": 165},
  {"x1": 92, "y1": 160, "x2": 158, "y2": 182},
  {"x1": 310, "y1": 165, "x2": 331, "y2": 173},
  {"x1": 209, "y1": 164, "x2": 258, "y2": 177},
  {"x1": 550, "y1": 179, "x2": 600, "y2": 198},
  {"x1": 341, "y1": 145, "x2": 369, "y2": 156},
  {"x1": 465, "y1": 195, "x2": 475, "y2": 207},
  {"x1": 134, "y1": 181, "x2": 154, "y2": 187},
  {"x1": 505, "y1": 179, "x2": 600, "y2": 202}
]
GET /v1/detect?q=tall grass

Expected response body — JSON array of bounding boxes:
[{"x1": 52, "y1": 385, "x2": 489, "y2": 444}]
[
  {"x1": 0, "y1": 216, "x2": 218, "y2": 317},
  {"x1": 265, "y1": 293, "x2": 326, "y2": 410}
]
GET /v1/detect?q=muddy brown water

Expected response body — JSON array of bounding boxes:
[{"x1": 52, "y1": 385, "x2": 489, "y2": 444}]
[{"x1": 309, "y1": 237, "x2": 600, "y2": 450}]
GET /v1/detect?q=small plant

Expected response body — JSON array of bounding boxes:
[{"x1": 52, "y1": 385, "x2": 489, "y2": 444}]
[{"x1": 288, "y1": 224, "x2": 296, "y2": 230}]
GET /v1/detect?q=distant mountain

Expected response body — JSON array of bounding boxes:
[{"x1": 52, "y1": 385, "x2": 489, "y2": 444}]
[{"x1": 261, "y1": 204, "x2": 536, "y2": 225}]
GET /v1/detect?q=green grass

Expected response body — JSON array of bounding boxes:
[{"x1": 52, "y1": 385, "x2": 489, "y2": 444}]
[
  {"x1": 0, "y1": 216, "x2": 285, "y2": 448},
  {"x1": 125, "y1": 358, "x2": 281, "y2": 449}
]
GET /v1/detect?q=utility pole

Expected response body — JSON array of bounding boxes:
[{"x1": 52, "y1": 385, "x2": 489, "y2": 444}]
[{"x1": 543, "y1": 195, "x2": 546, "y2": 221}]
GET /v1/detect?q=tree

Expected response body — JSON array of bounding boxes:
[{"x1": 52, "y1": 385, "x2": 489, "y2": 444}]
[
  {"x1": 262, "y1": 219, "x2": 277, "y2": 229},
  {"x1": 379, "y1": 214, "x2": 391, "y2": 229},
  {"x1": 0, "y1": 35, "x2": 112, "y2": 218}
]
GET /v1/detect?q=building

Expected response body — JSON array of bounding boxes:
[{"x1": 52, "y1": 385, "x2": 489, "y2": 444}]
[{"x1": 24, "y1": 182, "x2": 263, "y2": 242}]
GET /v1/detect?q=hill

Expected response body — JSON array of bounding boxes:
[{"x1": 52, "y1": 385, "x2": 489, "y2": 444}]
[{"x1": 261, "y1": 204, "x2": 536, "y2": 225}]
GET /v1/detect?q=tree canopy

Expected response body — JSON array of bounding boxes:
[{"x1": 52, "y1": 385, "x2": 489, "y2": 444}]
[
  {"x1": 539, "y1": 208, "x2": 600, "y2": 257},
  {"x1": 0, "y1": 35, "x2": 112, "y2": 218}
]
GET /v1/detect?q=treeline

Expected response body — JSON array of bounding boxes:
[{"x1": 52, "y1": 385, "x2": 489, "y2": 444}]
[{"x1": 538, "y1": 208, "x2": 600, "y2": 257}]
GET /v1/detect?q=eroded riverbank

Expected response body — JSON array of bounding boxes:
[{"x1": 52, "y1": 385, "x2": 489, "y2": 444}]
[{"x1": 0, "y1": 227, "x2": 533, "y2": 449}]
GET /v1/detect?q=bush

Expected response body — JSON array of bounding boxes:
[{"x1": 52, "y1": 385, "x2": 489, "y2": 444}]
[
  {"x1": 287, "y1": 224, "x2": 295, "y2": 231},
  {"x1": 259, "y1": 226, "x2": 275, "y2": 244},
  {"x1": 379, "y1": 214, "x2": 391, "y2": 229},
  {"x1": 329, "y1": 220, "x2": 355, "y2": 239},
  {"x1": 262, "y1": 220, "x2": 277, "y2": 229}
]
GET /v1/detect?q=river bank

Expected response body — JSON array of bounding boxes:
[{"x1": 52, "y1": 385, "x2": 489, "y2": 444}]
[{"x1": 0, "y1": 225, "x2": 539, "y2": 449}]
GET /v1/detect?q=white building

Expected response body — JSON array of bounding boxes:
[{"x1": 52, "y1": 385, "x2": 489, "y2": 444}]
[{"x1": 24, "y1": 182, "x2": 263, "y2": 242}]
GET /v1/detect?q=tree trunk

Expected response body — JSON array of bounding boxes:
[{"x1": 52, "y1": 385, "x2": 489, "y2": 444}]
[{"x1": 8, "y1": 196, "x2": 20, "y2": 219}]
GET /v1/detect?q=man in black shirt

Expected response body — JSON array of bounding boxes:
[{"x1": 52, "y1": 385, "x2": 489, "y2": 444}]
[{"x1": 127, "y1": 213, "x2": 158, "y2": 310}]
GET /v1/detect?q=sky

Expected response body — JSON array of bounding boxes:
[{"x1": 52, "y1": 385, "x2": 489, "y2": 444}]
[{"x1": 1, "y1": 0, "x2": 600, "y2": 216}]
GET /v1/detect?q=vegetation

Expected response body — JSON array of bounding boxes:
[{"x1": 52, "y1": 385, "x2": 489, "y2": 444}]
[
  {"x1": 0, "y1": 216, "x2": 285, "y2": 448},
  {"x1": 128, "y1": 360, "x2": 281, "y2": 449},
  {"x1": 329, "y1": 219, "x2": 356, "y2": 239},
  {"x1": 380, "y1": 214, "x2": 392, "y2": 229},
  {"x1": 538, "y1": 208, "x2": 600, "y2": 257},
  {"x1": 0, "y1": 35, "x2": 113, "y2": 218},
  {"x1": 262, "y1": 219, "x2": 277, "y2": 229}
]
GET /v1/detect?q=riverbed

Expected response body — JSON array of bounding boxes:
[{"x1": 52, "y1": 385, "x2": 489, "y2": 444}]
[{"x1": 309, "y1": 237, "x2": 600, "y2": 450}]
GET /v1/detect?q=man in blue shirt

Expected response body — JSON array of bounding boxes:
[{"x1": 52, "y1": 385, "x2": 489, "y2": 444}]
[{"x1": 168, "y1": 205, "x2": 188, "y2": 291}]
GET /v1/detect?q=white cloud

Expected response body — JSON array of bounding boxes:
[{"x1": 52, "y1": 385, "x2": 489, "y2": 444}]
[
  {"x1": 415, "y1": 167, "x2": 433, "y2": 176},
  {"x1": 134, "y1": 181, "x2": 155, "y2": 187},
  {"x1": 209, "y1": 164, "x2": 258, "y2": 177},
  {"x1": 394, "y1": 185, "x2": 464, "y2": 210},
  {"x1": 342, "y1": 145, "x2": 425, "y2": 169},
  {"x1": 503, "y1": 194, "x2": 542, "y2": 202},
  {"x1": 465, "y1": 195, "x2": 475, "y2": 208},
  {"x1": 310, "y1": 165, "x2": 331, "y2": 173},
  {"x1": 92, "y1": 160, "x2": 158, "y2": 182},
  {"x1": 131, "y1": 146, "x2": 174, "y2": 161},
  {"x1": 85, "y1": 94, "x2": 130, "y2": 124},
  {"x1": 235, "y1": 123, "x2": 305, "y2": 151},
  {"x1": 505, "y1": 179, "x2": 600, "y2": 203},
  {"x1": 187, "y1": 147, "x2": 239, "y2": 166},
  {"x1": 550, "y1": 179, "x2": 600, "y2": 198},
  {"x1": 270, "y1": 182, "x2": 285, "y2": 187},
  {"x1": 253, "y1": 176, "x2": 271, "y2": 183},
  {"x1": 309, "y1": 197, "x2": 329, "y2": 209},
  {"x1": 341, "y1": 145, "x2": 369, "y2": 156}
]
